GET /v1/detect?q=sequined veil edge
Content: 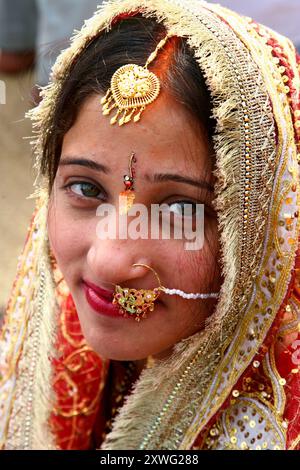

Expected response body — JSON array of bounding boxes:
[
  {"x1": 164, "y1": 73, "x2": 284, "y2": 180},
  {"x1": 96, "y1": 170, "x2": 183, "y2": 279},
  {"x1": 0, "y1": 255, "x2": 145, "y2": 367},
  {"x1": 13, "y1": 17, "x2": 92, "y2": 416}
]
[
  {"x1": 0, "y1": 189, "x2": 59, "y2": 449},
  {"x1": 0, "y1": 0, "x2": 299, "y2": 450}
]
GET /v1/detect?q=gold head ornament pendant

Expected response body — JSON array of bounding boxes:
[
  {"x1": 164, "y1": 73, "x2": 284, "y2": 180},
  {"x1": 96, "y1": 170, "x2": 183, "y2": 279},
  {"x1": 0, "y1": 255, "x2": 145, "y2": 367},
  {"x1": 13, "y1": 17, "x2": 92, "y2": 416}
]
[{"x1": 101, "y1": 33, "x2": 171, "y2": 126}]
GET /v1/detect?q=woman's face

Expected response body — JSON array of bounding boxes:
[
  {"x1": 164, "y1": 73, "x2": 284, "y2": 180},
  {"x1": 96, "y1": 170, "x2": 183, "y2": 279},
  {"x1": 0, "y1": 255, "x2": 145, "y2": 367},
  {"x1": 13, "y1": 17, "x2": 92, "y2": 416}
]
[{"x1": 48, "y1": 92, "x2": 221, "y2": 362}]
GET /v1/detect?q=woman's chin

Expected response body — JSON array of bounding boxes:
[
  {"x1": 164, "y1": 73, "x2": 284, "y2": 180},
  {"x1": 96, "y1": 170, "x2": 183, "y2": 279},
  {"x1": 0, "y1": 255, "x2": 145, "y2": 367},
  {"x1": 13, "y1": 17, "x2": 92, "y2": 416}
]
[{"x1": 83, "y1": 339, "x2": 152, "y2": 362}]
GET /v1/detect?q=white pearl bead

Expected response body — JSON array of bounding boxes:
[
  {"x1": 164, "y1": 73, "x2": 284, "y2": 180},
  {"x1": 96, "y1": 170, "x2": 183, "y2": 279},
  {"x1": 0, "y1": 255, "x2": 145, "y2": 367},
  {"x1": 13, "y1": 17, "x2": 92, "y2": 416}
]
[{"x1": 163, "y1": 286, "x2": 219, "y2": 299}]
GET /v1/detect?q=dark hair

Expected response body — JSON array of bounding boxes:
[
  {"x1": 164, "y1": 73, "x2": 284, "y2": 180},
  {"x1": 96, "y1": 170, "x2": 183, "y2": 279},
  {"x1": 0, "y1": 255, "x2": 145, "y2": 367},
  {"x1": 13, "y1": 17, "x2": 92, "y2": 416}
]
[{"x1": 41, "y1": 15, "x2": 214, "y2": 188}]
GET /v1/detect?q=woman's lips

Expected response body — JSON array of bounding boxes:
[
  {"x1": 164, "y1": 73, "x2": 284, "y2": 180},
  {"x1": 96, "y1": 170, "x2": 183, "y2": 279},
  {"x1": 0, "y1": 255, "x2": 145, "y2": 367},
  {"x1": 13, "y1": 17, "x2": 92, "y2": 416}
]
[
  {"x1": 83, "y1": 280, "x2": 114, "y2": 300},
  {"x1": 82, "y1": 280, "x2": 124, "y2": 318}
]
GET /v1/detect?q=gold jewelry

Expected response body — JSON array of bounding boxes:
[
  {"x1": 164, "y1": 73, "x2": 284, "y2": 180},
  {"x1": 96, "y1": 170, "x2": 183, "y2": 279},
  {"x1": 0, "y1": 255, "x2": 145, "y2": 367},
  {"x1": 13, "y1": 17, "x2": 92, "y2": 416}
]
[
  {"x1": 113, "y1": 264, "x2": 162, "y2": 322},
  {"x1": 101, "y1": 33, "x2": 171, "y2": 126},
  {"x1": 119, "y1": 152, "x2": 136, "y2": 215},
  {"x1": 112, "y1": 263, "x2": 219, "y2": 322}
]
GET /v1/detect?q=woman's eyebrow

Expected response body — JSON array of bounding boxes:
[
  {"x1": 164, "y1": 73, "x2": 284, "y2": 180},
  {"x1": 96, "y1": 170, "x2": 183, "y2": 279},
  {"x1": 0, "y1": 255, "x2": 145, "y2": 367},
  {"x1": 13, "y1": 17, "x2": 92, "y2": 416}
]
[
  {"x1": 59, "y1": 156, "x2": 110, "y2": 174},
  {"x1": 59, "y1": 156, "x2": 213, "y2": 192},
  {"x1": 144, "y1": 172, "x2": 214, "y2": 192}
]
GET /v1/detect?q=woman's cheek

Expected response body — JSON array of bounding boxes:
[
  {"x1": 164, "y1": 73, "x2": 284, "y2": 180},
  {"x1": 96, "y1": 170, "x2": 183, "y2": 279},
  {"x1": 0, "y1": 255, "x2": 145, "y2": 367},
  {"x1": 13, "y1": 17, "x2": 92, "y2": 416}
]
[{"x1": 47, "y1": 201, "x2": 85, "y2": 272}]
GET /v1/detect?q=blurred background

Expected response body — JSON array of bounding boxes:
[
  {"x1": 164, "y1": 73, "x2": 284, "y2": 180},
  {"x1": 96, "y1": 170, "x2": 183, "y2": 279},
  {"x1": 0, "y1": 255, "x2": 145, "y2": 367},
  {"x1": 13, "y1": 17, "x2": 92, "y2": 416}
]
[{"x1": 0, "y1": 0, "x2": 299, "y2": 317}]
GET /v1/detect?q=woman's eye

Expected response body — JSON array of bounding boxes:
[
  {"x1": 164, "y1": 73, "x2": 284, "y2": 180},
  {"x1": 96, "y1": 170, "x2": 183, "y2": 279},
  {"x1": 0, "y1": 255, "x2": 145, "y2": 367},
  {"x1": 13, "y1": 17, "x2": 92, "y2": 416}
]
[
  {"x1": 167, "y1": 201, "x2": 202, "y2": 217},
  {"x1": 64, "y1": 181, "x2": 106, "y2": 200}
]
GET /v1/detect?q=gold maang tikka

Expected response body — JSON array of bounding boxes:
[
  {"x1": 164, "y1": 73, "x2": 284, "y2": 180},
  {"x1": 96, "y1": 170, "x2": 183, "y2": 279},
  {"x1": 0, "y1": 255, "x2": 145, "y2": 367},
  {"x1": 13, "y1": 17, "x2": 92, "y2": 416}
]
[
  {"x1": 112, "y1": 264, "x2": 219, "y2": 322},
  {"x1": 101, "y1": 33, "x2": 171, "y2": 126},
  {"x1": 119, "y1": 151, "x2": 136, "y2": 215}
]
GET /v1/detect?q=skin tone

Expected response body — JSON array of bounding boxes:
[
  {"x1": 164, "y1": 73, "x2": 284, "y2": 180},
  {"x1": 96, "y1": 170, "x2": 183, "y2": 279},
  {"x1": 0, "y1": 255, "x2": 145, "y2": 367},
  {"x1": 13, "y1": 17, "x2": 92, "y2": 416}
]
[{"x1": 47, "y1": 91, "x2": 222, "y2": 374}]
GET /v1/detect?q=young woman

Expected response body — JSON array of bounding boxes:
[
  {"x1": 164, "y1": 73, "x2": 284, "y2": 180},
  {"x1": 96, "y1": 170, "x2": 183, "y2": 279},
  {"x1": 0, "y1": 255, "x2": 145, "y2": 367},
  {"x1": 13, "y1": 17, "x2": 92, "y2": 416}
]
[{"x1": 0, "y1": 0, "x2": 299, "y2": 450}]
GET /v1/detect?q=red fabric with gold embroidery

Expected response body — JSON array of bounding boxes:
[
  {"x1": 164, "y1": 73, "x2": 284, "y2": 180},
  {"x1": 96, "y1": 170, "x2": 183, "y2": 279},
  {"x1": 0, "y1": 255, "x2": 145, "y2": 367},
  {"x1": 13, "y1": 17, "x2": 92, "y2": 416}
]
[{"x1": 49, "y1": 293, "x2": 108, "y2": 450}]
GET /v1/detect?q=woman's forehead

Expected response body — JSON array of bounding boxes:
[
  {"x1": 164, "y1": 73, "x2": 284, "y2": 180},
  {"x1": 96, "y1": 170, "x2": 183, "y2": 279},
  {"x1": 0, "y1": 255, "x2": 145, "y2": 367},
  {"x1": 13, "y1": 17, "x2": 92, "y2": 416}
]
[{"x1": 61, "y1": 93, "x2": 211, "y2": 172}]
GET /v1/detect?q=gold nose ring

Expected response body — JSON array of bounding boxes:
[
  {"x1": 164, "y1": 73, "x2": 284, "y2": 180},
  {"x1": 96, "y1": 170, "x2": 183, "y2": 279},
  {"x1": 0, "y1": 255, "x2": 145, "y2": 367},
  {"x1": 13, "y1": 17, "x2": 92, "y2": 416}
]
[
  {"x1": 112, "y1": 263, "x2": 163, "y2": 322},
  {"x1": 112, "y1": 263, "x2": 219, "y2": 322}
]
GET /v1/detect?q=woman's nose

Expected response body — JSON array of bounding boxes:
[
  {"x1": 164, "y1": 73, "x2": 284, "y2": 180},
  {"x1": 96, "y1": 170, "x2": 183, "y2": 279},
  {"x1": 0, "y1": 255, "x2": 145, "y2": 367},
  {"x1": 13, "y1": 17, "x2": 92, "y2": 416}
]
[{"x1": 86, "y1": 238, "x2": 153, "y2": 288}]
